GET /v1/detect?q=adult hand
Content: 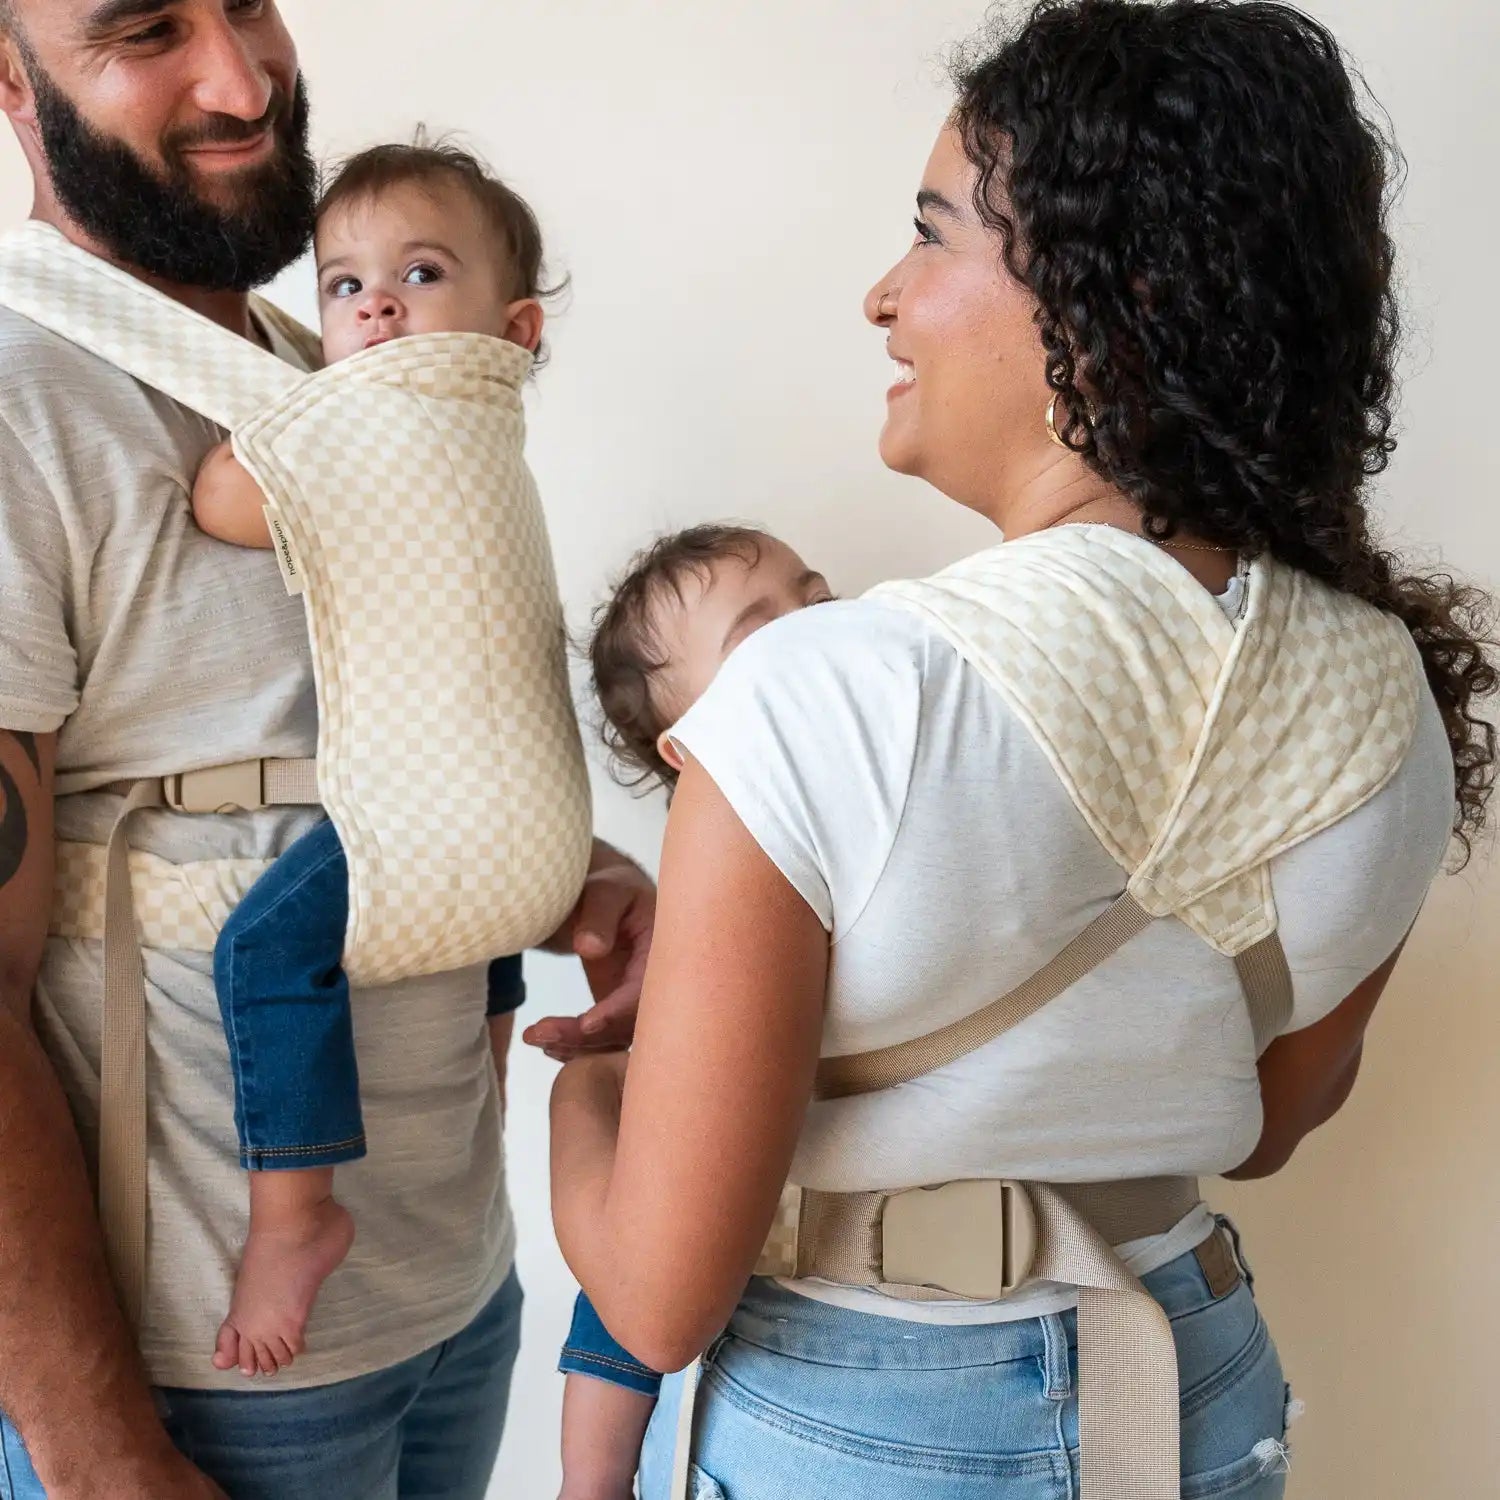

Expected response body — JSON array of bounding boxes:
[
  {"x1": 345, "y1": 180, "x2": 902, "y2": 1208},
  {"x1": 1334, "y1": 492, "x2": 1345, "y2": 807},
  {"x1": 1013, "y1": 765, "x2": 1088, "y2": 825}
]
[
  {"x1": 57, "y1": 1444, "x2": 229, "y2": 1500},
  {"x1": 523, "y1": 842, "x2": 656, "y2": 1061}
]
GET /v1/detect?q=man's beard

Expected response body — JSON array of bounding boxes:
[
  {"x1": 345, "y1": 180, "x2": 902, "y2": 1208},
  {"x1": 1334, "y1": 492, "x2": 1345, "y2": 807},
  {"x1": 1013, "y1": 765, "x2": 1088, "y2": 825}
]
[{"x1": 28, "y1": 62, "x2": 316, "y2": 292}]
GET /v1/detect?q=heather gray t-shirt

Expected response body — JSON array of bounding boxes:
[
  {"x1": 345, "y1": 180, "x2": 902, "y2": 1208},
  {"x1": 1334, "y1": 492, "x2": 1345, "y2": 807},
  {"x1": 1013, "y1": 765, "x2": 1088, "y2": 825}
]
[{"x1": 0, "y1": 304, "x2": 511, "y2": 1389}]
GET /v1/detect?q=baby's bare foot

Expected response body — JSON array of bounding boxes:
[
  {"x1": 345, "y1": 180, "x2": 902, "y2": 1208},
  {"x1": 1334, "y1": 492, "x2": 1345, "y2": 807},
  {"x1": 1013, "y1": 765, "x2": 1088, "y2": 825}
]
[{"x1": 212, "y1": 1197, "x2": 354, "y2": 1378}]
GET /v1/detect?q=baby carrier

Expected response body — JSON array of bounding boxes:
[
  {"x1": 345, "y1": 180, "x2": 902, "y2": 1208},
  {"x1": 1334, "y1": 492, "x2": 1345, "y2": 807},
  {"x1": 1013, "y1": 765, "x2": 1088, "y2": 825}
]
[{"x1": 0, "y1": 221, "x2": 594, "y2": 1330}]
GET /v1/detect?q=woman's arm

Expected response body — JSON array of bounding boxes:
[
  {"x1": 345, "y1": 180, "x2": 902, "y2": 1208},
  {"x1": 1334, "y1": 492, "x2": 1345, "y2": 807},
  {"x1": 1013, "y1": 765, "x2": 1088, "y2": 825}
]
[
  {"x1": 551, "y1": 757, "x2": 828, "y2": 1373},
  {"x1": 1225, "y1": 936, "x2": 1408, "y2": 1180},
  {"x1": 190, "y1": 441, "x2": 273, "y2": 549}
]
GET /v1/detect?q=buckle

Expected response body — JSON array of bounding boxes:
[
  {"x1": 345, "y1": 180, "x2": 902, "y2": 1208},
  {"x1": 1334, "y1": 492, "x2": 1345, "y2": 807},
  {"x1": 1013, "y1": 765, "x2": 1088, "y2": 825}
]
[
  {"x1": 163, "y1": 761, "x2": 266, "y2": 814},
  {"x1": 881, "y1": 1180, "x2": 1037, "y2": 1300}
]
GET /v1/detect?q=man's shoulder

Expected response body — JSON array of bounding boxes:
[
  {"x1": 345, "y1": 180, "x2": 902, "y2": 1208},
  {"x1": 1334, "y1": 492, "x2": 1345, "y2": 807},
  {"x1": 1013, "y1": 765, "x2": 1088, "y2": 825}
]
[{"x1": 0, "y1": 304, "x2": 143, "y2": 407}]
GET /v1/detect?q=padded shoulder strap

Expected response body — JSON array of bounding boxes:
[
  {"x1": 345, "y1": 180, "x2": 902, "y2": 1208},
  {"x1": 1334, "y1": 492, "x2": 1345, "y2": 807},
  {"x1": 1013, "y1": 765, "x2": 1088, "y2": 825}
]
[
  {"x1": 869, "y1": 526, "x2": 1422, "y2": 955},
  {"x1": 0, "y1": 220, "x2": 300, "y2": 428}
]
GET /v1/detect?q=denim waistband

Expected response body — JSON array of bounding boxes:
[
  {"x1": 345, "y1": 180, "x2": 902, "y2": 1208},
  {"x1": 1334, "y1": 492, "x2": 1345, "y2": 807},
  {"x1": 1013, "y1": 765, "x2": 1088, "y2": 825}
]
[{"x1": 728, "y1": 1240, "x2": 1233, "y2": 1372}]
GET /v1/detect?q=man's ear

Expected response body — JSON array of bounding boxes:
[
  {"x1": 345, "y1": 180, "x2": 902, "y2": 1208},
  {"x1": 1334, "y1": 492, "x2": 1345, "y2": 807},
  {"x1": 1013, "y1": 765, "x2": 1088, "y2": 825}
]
[
  {"x1": 0, "y1": 34, "x2": 37, "y2": 124},
  {"x1": 656, "y1": 730, "x2": 686, "y2": 775},
  {"x1": 502, "y1": 297, "x2": 544, "y2": 355}
]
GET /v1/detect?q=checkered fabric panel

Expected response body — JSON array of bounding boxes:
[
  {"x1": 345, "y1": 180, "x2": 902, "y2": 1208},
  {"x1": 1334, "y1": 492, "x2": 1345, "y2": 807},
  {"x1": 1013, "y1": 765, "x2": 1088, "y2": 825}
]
[
  {"x1": 51, "y1": 841, "x2": 273, "y2": 951},
  {"x1": 868, "y1": 525, "x2": 1421, "y2": 956},
  {"x1": 235, "y1": 333, "x2": 594, "y2": 986},
  {"x1": 753, "y1": 1184, "x2": 805, "y2": 1278}
]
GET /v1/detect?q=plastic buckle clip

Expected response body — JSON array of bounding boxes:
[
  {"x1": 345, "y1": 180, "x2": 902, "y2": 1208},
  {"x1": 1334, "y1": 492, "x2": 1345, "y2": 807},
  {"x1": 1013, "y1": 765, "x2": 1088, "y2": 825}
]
[
  {"x1": 163, "y1": 760, "x2": 266, "y2": 815},
  {"x1": 881, "y1": 1179, "x2": 1038, "y2": 1300}
]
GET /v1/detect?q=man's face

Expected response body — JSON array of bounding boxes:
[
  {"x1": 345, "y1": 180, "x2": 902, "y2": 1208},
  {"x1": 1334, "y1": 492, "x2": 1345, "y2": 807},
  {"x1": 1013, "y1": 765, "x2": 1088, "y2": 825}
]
[{"x1": 3, "y1": 1, "x2": 315, "y2": 291}]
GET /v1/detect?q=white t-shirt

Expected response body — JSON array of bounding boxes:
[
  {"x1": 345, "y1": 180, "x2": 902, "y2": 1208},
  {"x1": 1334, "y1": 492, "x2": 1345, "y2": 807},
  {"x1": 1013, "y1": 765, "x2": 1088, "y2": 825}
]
[
  {"x1": 672, "y1": 586, "x2": 1454, "y2": 1323},
  {"x1": 0, "y1": 305, "x2": 511, "y2": 1387}
]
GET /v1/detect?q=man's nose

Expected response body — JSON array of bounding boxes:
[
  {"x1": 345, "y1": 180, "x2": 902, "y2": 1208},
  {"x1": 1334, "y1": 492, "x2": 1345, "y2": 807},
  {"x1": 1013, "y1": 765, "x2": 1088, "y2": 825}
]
[{"x1": 187, "y1": 12, "x2": 276, "y2": 122}]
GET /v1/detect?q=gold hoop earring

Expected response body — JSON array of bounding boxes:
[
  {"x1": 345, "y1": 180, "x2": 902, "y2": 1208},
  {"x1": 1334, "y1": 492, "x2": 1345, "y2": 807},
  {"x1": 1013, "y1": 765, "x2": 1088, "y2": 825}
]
[{"x1": 1045, "y1": 392, "x2": 1069, "y2": 448}]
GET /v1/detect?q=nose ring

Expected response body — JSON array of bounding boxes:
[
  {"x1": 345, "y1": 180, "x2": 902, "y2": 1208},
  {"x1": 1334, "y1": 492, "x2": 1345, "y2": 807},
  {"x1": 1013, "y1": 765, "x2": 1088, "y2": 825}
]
[{"x1": 878, "y1": 288, "x2": 900, "y2": 318}]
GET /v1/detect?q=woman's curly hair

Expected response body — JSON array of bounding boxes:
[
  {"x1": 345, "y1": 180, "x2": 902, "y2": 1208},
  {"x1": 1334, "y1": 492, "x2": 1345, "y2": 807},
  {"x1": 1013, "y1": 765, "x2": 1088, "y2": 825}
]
[{"x1": 954, "y1": 0, "x2": 1496, "y2": 859}]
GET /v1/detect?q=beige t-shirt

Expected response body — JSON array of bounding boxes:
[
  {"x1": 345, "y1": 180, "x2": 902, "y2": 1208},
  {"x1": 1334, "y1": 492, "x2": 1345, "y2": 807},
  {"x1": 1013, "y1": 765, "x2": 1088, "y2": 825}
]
[{"x1": 0, "y1": 303, "x2": 512, "y2": 1389}]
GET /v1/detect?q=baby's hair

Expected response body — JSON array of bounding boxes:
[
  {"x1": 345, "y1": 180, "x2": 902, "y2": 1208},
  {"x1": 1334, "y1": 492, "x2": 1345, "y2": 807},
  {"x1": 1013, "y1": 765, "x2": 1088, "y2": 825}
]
[
  {"x1": 590, "y1": 524, "x2": 771, "y2": 793},
  {"x1": 317, "y1": 130, "x2": 566, "y2": 366}
]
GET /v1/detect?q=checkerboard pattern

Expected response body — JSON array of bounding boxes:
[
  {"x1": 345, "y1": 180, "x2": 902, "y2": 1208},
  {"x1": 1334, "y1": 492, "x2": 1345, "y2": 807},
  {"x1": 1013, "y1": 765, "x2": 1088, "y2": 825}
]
[
  {"x1": 0, "y1": 222, "x2": 594, "y2": 987},
  {"x1": 236, "y1": 334, "x2": 594, "y2": 985},
  {"x1": 869, "y1": 524, "x2": 1421, "y2": 956},
  {"x1": 51, "y1": 842, "x2": 273, "y2": 952}
]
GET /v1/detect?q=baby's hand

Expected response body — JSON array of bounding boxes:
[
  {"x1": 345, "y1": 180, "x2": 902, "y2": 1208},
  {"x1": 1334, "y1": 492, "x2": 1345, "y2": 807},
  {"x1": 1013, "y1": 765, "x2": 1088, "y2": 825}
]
[{"x1": 191, "y1": 441, "x2": 274, "y2": 549}]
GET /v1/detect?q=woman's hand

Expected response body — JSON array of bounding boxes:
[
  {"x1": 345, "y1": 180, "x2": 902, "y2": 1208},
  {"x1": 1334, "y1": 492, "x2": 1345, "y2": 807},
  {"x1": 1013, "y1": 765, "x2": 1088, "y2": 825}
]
[{"x1": 525, "y1": 842, "x2": 657, "y2": 1060}]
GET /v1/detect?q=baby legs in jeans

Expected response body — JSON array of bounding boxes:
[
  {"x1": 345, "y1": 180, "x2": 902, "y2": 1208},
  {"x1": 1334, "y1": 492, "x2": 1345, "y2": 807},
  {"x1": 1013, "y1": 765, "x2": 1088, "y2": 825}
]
[{"x1": 214, "y1": 819, "x2": 366, "y2": 1171}]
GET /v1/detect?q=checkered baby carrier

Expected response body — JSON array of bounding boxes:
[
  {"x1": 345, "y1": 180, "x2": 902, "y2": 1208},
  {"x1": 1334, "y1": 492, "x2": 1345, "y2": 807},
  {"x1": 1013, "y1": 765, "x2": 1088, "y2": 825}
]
[{"x1": 0, "y1": 220, "x2": 593, "y2": 1327}]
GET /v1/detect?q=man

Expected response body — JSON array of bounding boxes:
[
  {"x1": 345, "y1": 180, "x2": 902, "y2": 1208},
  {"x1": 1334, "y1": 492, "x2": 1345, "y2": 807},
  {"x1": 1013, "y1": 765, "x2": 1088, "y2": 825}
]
[{"x1": 0, "y1": 4, "x2": 649, "y2": 1496}]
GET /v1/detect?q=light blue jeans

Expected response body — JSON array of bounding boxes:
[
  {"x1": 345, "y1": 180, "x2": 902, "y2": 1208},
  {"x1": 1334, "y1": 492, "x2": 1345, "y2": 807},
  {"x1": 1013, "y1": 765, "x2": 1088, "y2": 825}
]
[
  {"x1": 0, "y1": 1269, "x2": 521, "y2": 1500},
  {"x1": 640, "y1": 1236, "x2": 1291, "y2": 1499}
]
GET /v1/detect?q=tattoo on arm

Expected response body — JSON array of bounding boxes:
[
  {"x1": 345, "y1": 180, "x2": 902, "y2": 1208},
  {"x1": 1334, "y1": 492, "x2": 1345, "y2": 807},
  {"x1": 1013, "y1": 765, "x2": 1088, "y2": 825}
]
[{"x1": 0, "y1": 733, "x2": 39, "y2": 892}]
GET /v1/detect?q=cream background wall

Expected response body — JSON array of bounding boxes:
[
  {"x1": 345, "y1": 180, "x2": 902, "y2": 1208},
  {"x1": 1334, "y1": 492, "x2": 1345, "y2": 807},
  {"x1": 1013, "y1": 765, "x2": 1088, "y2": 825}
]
[{"x1": 2, "y1": 3, "x2": 1495, "y2": 1496}]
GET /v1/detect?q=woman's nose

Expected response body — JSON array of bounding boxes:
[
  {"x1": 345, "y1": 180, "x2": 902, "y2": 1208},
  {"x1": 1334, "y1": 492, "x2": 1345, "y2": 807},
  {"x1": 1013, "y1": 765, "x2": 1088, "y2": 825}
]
[{"x1": 864, "y1": 275, "x2": 898, "y2": 327}]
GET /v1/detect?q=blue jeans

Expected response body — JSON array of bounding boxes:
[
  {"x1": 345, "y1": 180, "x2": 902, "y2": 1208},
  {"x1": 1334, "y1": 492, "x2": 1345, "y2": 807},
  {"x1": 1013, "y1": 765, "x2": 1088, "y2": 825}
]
[
  {"x1": 639, "y1": 1236, "x2": 1291, "y2": 1500},
  {"x1": 214, "y1": 819, "x2": 524, "y2": 1171},
  {"x1": 560, "y1": 1291, "x2": 664, "y2": 1397},
  {"x1": 0, "y1": 1270, "x2": 522, "y2": 1500}
]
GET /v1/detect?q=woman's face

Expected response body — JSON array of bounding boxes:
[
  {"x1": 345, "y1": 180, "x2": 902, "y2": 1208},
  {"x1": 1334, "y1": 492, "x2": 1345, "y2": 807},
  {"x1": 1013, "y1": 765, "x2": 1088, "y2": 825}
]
[{"x1": 864, "y1": 125, "x2": 1053, "y2": 515}]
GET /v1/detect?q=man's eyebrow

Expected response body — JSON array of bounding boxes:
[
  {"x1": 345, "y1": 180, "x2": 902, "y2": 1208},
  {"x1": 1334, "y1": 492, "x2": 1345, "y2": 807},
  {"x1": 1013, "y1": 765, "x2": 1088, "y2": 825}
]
[
  {"x1": 916, "y1": 187, "x2": 963, "y2": 219},
  {"x1": 85, "y1": 0, "x2": 176, "y2": 39}
]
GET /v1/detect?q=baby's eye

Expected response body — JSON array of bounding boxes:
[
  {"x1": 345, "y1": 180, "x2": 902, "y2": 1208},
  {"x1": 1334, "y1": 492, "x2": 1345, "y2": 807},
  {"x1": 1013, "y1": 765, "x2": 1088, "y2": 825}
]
[
  {"x1": 403, "y1": 263, "x2": 444, "y2": 286},
  {"x1": 327, "y1": 275, "x2": 361, "y2": 299}
]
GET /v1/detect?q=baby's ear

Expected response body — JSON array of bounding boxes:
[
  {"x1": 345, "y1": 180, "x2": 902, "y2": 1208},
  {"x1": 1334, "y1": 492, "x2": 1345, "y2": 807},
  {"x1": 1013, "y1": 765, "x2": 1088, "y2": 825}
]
[
  {"x1": 503, "y1": 298, "x2": 544, "y2": 354},
  {"x1": 656, "y1": 730, "x2": 686, "y2": 775}
]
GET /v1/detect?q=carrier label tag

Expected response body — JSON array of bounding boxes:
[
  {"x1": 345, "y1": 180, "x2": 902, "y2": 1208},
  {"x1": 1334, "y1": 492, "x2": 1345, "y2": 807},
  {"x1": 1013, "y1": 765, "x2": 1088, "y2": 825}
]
[{"x1": 264, "y1": 506, "x2": 305, "y2": 596}]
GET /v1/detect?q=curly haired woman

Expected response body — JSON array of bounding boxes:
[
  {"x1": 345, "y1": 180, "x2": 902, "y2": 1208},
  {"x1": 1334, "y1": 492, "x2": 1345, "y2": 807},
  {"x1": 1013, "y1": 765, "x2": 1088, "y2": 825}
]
[{"x1": 549, "y1": 5, "x2": 1497, "y2": 1497}]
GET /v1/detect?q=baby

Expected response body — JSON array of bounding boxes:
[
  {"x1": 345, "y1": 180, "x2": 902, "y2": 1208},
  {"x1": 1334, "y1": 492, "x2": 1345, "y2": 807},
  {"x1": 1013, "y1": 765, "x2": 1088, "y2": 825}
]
[
  {"x1": 559, "y1": 524, "x2": 833, "y2": 1500},
  {"x1": 191, "y1": 140, "x2": 552, "y2": 1379}
]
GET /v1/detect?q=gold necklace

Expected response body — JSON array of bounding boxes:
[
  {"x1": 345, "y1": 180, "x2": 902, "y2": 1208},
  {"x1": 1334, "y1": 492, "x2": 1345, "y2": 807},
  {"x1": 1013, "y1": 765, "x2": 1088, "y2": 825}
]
[{"x1": 1154, "y1": 537, "x2": 1236, "y2": 555}]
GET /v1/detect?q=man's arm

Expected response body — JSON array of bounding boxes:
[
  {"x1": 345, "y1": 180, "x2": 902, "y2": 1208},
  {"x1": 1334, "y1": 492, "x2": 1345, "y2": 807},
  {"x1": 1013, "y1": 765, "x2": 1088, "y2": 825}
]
[
  {"x1": 524, "y1": 839, "x2": 658, "y2": 1060},
  {"x1": 0, "y1": 730, "x2": 223, "y2": 1498}
]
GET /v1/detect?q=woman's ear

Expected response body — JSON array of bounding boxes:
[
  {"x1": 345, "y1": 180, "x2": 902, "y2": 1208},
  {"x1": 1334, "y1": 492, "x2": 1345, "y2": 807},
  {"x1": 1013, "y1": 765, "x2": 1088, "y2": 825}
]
[
  {"x1": 503, "y1": 298, "x2": 545, "y2": 354},
  {"x1": 656, "y1": 730, "x2": 686, "y2": 775}
]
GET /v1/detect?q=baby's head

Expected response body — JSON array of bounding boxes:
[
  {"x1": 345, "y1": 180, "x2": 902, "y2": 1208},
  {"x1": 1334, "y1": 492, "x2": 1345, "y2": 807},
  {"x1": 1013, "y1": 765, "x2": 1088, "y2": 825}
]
[
  {"x1": 315, "y1": 141, "x2": 554, "y2": 365},
  {"x1": 591, "y1": 525, "x2": 833, "y2": 790}
]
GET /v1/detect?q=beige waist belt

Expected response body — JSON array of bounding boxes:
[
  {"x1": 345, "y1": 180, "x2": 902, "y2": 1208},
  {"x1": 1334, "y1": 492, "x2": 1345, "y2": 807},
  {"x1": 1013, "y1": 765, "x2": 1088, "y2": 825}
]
[
  {"x1": 722, "y1": 1176, "x2": 1201, "y2": 1500},
  {"x1": 64, "y1": 760, "x2": 320, "y2": 1329}
]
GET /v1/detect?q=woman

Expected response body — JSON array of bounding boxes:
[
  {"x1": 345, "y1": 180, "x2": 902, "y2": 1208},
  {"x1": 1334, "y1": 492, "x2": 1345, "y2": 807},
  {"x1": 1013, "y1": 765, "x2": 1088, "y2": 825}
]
[{"x1": 550, "y1": 3, "x2": 1496, "y2": 1497}]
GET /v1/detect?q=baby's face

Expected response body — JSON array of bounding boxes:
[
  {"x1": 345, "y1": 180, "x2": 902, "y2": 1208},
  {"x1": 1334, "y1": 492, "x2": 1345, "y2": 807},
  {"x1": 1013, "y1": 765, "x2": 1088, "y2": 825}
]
[
  {"x1": 650, "y1": 538, "x2": 833, "y2": 730},
  {"x1": 315, "y1": 180, "x2": 535, "y2": 364}
]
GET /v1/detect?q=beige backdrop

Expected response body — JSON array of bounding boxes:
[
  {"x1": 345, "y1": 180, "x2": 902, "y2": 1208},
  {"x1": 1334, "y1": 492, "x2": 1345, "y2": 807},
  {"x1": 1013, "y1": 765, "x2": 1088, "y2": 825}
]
[{"x1": 2, "y1": 3, "x2": 1495, "y2": 1497}]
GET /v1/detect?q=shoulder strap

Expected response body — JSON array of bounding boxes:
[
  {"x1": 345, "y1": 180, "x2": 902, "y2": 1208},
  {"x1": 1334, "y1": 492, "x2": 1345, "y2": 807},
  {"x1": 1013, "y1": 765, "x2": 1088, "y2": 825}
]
[
  {"x1": 0, "y1": 220, "x2": 300, "y2": 428},
  {"x1": 814, "y1": 894, "x2": 1293, "y2": 1100}
]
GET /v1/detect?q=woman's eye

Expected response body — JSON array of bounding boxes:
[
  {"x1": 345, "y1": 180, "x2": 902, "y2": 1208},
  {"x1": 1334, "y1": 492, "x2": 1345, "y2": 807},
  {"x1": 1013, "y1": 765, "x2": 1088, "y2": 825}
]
[
  {"x1": 403, "y1": 263, "x2": 444, "y2": 286},
  {"x1": 328, "y1": 276, "x2": 361, "y2": 299},
  {"x1": 912, "y1": 216, "x2": 938, "y2": 247}
]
